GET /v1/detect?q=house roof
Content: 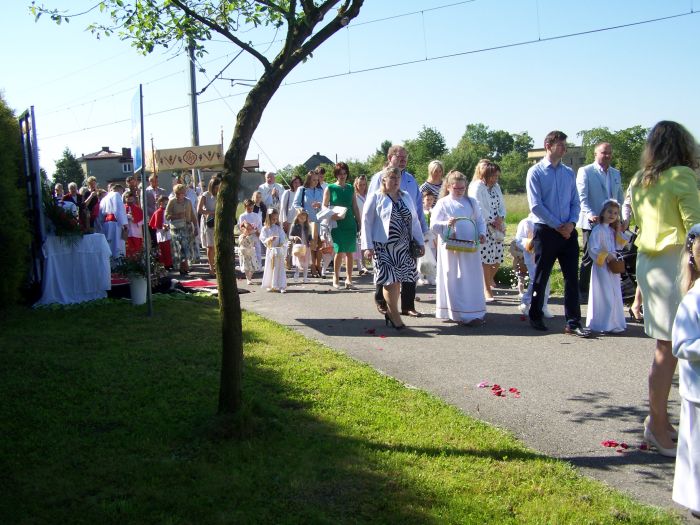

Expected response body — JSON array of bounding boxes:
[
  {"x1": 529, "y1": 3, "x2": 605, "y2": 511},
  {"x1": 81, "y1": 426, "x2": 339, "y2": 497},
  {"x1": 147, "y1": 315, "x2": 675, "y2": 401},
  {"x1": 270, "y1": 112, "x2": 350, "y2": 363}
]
[
  {"x1": 303, "y1": 152, "x2": 333, "y2": 171},
  {"x1": 78, "y1": 146, "x2": 133, "y2": 162}
]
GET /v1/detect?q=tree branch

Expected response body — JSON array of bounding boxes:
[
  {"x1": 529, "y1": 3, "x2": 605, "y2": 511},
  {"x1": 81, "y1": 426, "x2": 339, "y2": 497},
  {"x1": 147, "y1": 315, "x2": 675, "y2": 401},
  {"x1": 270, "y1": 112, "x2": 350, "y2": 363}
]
[
  {"x1": 169, "y1": 0, "x2": 271, "y2": 70},
  {"x1": 295, "y1": 0, "x2": 361, "y2": 62}
]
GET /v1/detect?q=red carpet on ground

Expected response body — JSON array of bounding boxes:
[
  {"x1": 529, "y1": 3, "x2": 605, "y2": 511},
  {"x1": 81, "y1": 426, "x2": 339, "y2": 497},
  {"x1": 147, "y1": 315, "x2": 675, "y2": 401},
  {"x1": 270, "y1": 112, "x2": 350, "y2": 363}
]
[{"x1": 180, "y1": 279, "x2": 217, "y2": 288}]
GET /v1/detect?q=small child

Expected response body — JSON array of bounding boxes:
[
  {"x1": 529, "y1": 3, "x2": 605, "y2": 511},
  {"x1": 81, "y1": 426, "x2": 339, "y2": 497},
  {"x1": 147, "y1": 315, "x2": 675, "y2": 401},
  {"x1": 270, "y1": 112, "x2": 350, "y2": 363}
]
[
  {"x1": 515, "y1": 214, "x2": 552, "y2": 318},
  {"x1": 417, "y1": 189, "x2": 437, "y2": 286},
  {"x1": 238, "y1": 198, "x2": 263, "y2": 268},
  {"x1": 585, "y1": 199, "x2": 629, "y2": 333},
  {"x1": 238, "y1": 221, "x2": 261, "y2": 284},
  {"x1": 123, "y1": 190, "x2": 144, "y2": 257},
  {"x1": 259, "y1": 209, "x2": 287, "y2": 293},
  {"x1": 318, "y1": 217, "x2": 334, "y2": 278},
  {"x1": 671, "y1": 223, "x2": 700, "y2": 518},
  {"x1": 148, "y1": 195, "x2": 173, "y2": 269},
  {"x1": 289, "y1": 210, "x2": 312, "y2": 283}
]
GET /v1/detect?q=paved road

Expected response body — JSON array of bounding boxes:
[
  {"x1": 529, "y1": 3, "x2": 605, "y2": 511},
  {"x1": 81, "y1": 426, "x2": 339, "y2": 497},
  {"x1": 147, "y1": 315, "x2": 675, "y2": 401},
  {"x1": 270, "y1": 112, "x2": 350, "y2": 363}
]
[{"x1": 231, "y1": 271, "x2": 685, "y2": 516}]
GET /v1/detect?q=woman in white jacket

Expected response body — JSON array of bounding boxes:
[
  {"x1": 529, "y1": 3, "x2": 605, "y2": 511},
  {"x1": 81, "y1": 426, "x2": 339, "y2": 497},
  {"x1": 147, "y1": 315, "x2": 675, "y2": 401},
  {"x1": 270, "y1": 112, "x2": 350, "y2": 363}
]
[
  {"x1": 468, "y1": 159, "x2": 506, "y2": 302},
  {"x1": 362, "y1": 167, "x2": 424, "y2": 330}
]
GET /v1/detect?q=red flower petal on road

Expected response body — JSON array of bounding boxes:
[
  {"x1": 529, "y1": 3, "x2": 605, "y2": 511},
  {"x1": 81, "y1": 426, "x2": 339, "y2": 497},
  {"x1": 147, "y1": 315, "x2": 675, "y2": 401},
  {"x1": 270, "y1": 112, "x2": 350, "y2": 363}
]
[
  {"x1": 477, "y1": 381, "x2": 490, "y2": 388},
  {"x1": 601, "y1": 440, "x2": 619, "y2": 448},
  {"x1": 639, "y1": 443, "x2": 648, "y2": 451},
  {"x1": 378, "y1": 334, "x2": 387, "y2": 339},
  {"x1": 619, "y1": 442, "x2": 629, "y2": 449}
]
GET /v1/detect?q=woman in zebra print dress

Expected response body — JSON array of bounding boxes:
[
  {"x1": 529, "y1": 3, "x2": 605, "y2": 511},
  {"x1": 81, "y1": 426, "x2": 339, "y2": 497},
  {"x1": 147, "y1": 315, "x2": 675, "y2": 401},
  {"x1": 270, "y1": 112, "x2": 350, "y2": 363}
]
[{"x1": 361, "y1": 167, "x2": 425, "y2": 329}]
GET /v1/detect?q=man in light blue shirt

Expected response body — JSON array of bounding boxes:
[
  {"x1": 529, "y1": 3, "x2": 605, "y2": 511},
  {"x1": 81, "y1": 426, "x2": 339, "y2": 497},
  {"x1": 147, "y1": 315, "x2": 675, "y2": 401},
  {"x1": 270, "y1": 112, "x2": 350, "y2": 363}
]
[
  {"x1": 367, "y1": 145, "x2": 428, "y2": 316},
  {"x1": 526, "y1": 130, "x2": 589, "y2": 337}
]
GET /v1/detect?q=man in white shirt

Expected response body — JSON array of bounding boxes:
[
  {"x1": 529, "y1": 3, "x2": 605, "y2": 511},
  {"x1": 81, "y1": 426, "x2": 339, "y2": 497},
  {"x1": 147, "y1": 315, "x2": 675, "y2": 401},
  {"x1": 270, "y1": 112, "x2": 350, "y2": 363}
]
[
  {"x1": 99, "y1": 184, "x2": 128, "y2": 258},
  {"x1": 258, "y1": 172, "x2": 284, "y2": 209}
]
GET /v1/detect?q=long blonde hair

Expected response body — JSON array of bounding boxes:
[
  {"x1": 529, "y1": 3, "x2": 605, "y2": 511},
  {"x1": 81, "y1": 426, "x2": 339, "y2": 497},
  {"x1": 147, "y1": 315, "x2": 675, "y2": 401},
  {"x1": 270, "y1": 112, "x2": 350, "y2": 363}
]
[
  {"x1": 472, "y1": 159, "x2": 498, "y2": 183},
  {"x1": 439, "y1": 170, "x2": 468, "y2": 198},
  {"x1": 640, "y1": 121, "x2": 699, "y2": 187}
]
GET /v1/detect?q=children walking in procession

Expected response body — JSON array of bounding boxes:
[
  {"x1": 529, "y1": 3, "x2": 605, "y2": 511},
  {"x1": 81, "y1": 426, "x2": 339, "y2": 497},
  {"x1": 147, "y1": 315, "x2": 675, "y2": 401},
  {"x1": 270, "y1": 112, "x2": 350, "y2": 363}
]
[
  {"x1": 238, "y1": 221, "x2": 261, "y2": 285},
  {"x1": 260, "y1": 209, "x2": 287, "y2": 293},
  {"x1": 671, "y1": 224, "x2": 700, "y2": 519},
  {"x1": 289, "y1": 210, "x2": 311, "y2": 283},
  {"x1": 585, "y1": 199, "x2": 629, "y2": 333}
]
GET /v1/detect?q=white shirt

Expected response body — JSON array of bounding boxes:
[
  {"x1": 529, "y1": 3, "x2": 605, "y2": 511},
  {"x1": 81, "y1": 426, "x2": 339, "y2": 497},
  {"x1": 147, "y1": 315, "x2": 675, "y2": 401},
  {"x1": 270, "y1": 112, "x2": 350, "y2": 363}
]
[{"x1": 672, "y1": 279, "x2": 700, "y2": 402}]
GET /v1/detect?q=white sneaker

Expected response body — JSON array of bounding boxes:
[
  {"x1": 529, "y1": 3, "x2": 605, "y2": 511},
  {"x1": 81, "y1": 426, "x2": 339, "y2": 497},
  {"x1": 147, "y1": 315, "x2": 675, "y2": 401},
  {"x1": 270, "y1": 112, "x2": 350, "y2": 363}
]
[
  {"x1": 246, "y1": 280, "x2": 253, "y2": 285},
  {"x1": 417, "y1": 278, "x2": 427, "y2": 286},
  {"x1": 280, "y1": 289, "x2": 286, "y2": 294},
  {"x1": 303, "y1": 278, "x2": 310, "y2": 283},
  {"x1": 518, "y1": 303, "x2": 530, "y2": 315},
  {"x1": 542, "y1": 306, "x2": 554, "y2": 318}
]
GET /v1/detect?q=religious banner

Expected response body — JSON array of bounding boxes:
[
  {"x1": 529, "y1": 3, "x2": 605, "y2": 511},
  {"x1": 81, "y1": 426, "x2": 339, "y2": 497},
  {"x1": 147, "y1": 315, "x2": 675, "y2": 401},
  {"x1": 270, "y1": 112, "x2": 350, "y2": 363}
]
[{"x1": 146, "y1": 144, "x2": 224, "y2": 172}]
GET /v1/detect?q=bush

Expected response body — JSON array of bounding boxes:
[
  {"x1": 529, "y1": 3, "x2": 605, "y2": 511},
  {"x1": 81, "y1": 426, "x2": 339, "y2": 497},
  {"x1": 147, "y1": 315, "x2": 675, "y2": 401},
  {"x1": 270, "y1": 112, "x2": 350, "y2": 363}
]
[{"x1": 0, "y1": 93, "x2": 31, "y2": 307}]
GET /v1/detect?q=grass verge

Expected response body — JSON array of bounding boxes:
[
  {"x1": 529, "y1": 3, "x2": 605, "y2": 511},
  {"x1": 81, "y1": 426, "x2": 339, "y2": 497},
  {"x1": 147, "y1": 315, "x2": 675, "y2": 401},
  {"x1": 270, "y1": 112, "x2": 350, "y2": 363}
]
[{"x1": 0, "y1": 296, "x2": 677, "y2": 524}]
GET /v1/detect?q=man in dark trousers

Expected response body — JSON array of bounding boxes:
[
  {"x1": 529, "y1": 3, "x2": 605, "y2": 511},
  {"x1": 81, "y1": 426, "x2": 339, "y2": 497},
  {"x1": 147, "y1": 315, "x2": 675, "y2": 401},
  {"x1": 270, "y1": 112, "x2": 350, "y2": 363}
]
[{"x1": 526, "y1": 130, "x2": 590, "y2": 337}]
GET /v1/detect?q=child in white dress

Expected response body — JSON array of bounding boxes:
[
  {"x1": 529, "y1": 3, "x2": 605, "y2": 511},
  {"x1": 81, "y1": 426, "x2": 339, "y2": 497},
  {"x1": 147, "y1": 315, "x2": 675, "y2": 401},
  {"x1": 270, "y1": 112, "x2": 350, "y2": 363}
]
[
  {"x1": 289, "y1": 210, "x2": 312, "y2": 283},
  {"x1": 671, "y1": 223, "x2": 700, "y2": 518},
  {"x1": 417, "y1": 190, "x2": 437, "y2": 286},
  {"x1": 238, "y1": 222, "x2": 261, "y2": 285},
  {"x1": 238, "y1": 198, "x2": 263, "y2": 268},
  {"x1": 585, "y1": 199, "x2": 629, "y2": 333},
  {"x1": 515, "y1": 214, "x2": 552, "y2": 318},
  {"x1": 260, "y1": 209, "x2": 287, "y2": 293}
]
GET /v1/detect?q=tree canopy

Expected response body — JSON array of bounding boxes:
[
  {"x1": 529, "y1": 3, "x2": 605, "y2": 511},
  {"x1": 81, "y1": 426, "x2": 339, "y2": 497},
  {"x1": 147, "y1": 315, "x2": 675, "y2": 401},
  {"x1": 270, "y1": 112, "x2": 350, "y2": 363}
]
[{"x1": 53, "y1": 147, "x2": 84, "y2": 189}]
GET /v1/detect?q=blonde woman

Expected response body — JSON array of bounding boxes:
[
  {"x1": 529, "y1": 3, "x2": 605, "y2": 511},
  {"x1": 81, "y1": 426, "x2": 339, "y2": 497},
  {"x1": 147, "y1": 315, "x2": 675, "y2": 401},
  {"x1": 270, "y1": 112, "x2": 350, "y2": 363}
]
[
  {"x1": 468, "y1": 159, "x2": 506, "y2": 302},
  {"x1": 361, "y1": 167, "x2": 424, "y2": 329},
  {"x1": 166, "y1": 183, "x2": 198, "y2": 275},
  {"x1": 419, "y1": 159, "x2": 444, "y2": 204}
]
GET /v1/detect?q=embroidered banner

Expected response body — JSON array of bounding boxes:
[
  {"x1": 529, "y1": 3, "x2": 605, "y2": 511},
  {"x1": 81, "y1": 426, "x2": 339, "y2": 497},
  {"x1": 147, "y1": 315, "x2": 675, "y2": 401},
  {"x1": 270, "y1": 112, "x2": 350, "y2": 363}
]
[{"x1": 146, "y1": 144, "x2": 224, "y2": 172}]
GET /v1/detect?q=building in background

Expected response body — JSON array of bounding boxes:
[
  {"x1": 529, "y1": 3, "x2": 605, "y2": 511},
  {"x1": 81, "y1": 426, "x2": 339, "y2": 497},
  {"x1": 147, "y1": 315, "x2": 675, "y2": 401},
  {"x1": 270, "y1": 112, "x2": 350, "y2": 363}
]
[
  {"x1": 77, "y1": 147, "x2": 133, "y2": 188},
  {"x1": 527, "y1": 146, "x2": 585, "y2": 174}
]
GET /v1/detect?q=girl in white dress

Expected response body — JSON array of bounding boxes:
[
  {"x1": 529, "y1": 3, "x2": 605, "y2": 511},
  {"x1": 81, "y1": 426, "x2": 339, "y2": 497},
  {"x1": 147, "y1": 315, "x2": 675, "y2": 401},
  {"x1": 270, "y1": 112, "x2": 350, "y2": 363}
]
[
  {"x1": 672, "y1": 224, "x2": 700, "y2": 518},
  {"x1": 238, "y1": 222, "x2": 261, "y2": 285},
  {"x1": 260, "y1": 209, "x2": 287, "y2": 293},
  {"x1": 586, "y1": 200, "x2": 629, "y2": 333},
  {"x1": 431, "y1": 170, "x2": 487, "y2": 325}
]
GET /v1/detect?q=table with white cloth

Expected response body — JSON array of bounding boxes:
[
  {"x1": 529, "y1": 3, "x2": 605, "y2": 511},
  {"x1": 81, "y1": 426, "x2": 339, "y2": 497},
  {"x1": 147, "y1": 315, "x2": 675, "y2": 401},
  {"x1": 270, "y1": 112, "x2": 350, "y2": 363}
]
[{"x1": 35, "y1": 233, "x2": 112, "y2": 306}]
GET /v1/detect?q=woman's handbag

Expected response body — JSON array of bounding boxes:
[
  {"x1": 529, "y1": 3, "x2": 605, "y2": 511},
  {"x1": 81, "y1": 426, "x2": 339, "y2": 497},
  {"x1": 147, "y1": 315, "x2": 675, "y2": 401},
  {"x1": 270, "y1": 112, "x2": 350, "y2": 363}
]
[
  {"x1": 607, "y1": 253, "x2": 625, "y2": 274},
  {"x1": 409, "y1": 240, "x2": 423, "y2": 258},
  {"x1": 443, "y1": 217, "x2": 480, "y2": 253},
  {"x1": 206, "y1": 216, "x2": 215, "y2": 228},
  {"x1": 488, "y1": 223, "x2": 505, "y2": 243}
]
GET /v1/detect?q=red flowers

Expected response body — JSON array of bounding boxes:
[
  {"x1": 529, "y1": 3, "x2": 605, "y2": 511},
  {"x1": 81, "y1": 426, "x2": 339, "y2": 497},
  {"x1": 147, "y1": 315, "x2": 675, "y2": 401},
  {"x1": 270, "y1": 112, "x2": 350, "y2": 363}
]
[{"x1": 477, "y1": 381, "x2": 521, "y2": 398}]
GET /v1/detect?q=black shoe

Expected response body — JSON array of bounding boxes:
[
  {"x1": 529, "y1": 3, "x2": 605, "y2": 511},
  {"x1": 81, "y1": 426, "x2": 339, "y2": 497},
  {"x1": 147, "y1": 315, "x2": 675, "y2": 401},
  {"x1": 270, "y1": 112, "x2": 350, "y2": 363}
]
[
  {"x1": 565, "y1": 324, "x2": 592, "y2": 338},
  {"x1": 529, "y1": 318, "x2": 548, "y2": 331},
  {"x1": 384, "y1": 314, "x2": 406, "y2": 330}
]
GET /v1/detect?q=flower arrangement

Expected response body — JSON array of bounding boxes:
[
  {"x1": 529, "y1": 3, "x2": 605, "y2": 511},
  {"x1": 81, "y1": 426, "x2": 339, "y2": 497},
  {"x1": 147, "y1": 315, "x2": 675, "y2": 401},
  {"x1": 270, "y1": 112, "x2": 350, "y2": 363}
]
[
  {"x1": 113, "y1": 247, "x2": 166, "y2": 281},
  {"x1": 43, "y1": 189, "x2": 83, "y2": 244}
]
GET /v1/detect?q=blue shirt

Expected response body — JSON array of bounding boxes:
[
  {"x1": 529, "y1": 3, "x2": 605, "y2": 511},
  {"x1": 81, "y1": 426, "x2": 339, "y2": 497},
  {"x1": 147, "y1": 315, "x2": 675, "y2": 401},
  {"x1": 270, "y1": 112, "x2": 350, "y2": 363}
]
[
  {"x1": 292, "y1": 185, "x2": 324, "y2": 222},
  {"x1": 526, "y1": 158, "x2": 580, "y2": 229},
  {"x1": 368, "y1": 169, "x2": 428, "y2": 233}
]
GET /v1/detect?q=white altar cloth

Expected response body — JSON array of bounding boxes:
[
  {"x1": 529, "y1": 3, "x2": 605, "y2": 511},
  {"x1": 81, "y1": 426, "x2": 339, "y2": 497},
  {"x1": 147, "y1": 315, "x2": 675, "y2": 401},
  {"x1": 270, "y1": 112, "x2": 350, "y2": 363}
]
[{"x1": 35, "y1": 234, "x2": 112, "y2": 306}]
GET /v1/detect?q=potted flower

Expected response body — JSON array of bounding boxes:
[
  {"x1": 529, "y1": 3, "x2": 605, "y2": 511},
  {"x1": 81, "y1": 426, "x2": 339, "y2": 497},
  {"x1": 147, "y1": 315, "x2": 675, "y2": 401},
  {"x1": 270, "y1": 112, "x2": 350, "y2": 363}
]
[{"x1": 113, "y1": 248, "x2": 165, "y2": 305}]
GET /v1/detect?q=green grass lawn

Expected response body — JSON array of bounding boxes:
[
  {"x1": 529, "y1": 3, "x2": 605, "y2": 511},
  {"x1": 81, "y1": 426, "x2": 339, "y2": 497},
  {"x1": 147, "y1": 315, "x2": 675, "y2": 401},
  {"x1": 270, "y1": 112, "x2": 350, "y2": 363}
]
[{"x1": 0, "y1": 296, "x2": 677, "y2": 524}]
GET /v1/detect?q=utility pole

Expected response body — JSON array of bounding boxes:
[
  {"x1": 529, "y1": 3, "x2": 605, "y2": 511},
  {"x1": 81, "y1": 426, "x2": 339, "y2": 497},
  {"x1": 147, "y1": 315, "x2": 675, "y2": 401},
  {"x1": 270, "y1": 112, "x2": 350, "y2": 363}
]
[{"x1": 188, "y1": 41, "x2": 201, "y2": 189}]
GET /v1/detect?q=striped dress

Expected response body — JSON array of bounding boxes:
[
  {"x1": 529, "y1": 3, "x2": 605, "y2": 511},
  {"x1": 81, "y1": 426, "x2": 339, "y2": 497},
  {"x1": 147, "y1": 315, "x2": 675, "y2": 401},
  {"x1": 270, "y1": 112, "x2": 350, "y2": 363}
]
[{"x1": 373, "y1": 197, "x2": 418, "y2": 286}]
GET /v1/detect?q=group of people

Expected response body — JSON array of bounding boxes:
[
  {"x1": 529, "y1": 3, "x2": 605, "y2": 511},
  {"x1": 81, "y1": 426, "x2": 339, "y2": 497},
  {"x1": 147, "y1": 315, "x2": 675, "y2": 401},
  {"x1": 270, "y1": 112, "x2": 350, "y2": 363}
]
[
  {"x1": 53, "y1": 172, "x2": 222, "y2": 277},
  {"x1": 237, "y1": 125, "x2": 700, "y2": 515},
  {"x1": 517, "y1": 122, "x2": 699, "y2": 516}
]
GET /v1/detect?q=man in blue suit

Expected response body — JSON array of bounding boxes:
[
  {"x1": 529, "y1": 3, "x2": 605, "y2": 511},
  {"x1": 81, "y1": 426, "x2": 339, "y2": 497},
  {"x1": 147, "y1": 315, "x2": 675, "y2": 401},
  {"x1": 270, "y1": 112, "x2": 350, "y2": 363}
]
[{"x1": 576, "y1": 142, "x2": 624, "y2": 300}]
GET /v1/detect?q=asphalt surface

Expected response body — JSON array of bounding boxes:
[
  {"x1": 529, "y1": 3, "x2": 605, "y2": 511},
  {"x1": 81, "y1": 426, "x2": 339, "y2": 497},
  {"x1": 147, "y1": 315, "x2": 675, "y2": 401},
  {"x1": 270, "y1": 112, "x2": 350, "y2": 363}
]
[{"x1": 217, "y1": 268, "x2": 688, "y2": 518}]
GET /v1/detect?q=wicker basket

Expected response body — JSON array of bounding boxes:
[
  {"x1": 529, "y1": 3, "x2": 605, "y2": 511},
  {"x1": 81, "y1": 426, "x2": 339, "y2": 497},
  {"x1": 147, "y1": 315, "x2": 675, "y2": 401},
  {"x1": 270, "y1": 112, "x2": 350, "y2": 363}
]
[
  {"x1": 443, "y1": 217, "x2": 479, "y2": 253},
  {"x1": 607, "y1": 255, "x2": 625, "y2": 274}
]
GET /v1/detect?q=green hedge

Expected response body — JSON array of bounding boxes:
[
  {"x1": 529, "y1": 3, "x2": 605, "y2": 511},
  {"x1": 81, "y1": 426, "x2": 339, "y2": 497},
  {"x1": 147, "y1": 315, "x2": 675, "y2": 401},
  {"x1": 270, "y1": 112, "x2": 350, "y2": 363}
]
[{"x1": 0, "y1": 93, "x2": 31, "y2": 307}]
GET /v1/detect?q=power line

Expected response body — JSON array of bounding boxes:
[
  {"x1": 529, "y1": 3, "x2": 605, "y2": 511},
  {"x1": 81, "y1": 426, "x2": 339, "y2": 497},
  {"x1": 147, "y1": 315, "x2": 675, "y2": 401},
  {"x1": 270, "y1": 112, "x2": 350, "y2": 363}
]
[{"x1": 38, "y1": 7, "x2": 698, "y2": 141}]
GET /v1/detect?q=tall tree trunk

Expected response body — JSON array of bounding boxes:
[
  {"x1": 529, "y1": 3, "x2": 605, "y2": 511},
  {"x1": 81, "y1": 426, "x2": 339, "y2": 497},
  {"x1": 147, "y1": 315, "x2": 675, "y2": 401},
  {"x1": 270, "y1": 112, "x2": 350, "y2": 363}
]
[{"x1": 216, "y1": 74, "x2": 282, "y2": 414}]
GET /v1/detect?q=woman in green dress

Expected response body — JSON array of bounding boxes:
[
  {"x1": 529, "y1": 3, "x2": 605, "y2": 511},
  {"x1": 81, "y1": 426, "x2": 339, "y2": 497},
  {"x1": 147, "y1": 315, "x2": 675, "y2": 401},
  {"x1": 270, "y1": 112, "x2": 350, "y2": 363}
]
[{"x1": 323, "y1": 162, "x2": 361, "y2": 289}]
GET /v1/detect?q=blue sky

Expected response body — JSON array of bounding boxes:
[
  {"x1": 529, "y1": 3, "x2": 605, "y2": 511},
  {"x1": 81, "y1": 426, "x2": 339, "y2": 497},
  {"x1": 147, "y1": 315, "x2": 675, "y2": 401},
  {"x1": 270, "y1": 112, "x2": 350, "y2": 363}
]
[{"x1": 3, "y1": 0, "x2": 699, "y2": 176}]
